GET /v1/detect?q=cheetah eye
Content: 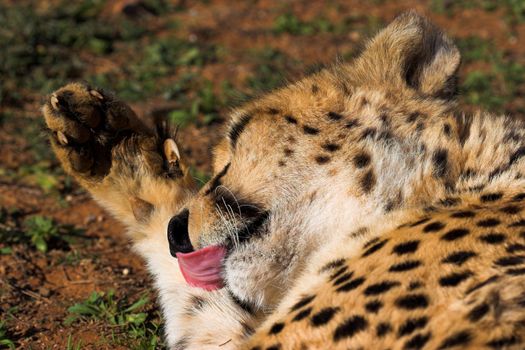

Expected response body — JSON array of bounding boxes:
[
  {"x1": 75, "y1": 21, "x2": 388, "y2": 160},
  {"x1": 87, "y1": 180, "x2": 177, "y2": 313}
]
[{"x1": 213, "y1": 186, "x2": 264, "y2": 220}]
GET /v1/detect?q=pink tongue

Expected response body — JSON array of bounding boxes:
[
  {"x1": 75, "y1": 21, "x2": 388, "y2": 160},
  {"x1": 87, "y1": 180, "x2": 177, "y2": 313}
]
[{"x1": 176, "y1": 245, "x2": 227, "y2": 291}]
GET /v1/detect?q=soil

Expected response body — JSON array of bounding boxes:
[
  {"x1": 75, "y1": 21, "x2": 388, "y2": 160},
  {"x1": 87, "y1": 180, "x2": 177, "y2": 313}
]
[{"x1": 1, "y1": 0, "x2": 524, "y2": 349}]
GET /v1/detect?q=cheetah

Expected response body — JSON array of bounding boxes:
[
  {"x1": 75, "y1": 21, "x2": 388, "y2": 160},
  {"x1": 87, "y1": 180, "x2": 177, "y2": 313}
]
[{"x1": 42, "y1": 12, "x2": 525, "y2": 349}]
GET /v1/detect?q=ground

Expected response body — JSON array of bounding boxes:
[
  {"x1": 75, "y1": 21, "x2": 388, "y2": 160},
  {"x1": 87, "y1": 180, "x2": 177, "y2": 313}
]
[{"x1": 1, "y1": 0, "x2": 525, "y2": 349}]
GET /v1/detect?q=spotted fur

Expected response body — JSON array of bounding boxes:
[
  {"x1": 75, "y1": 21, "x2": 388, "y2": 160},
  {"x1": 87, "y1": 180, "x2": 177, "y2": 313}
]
[{"x1": 43, "y1": 12, "x2": 525, "y2": 350}]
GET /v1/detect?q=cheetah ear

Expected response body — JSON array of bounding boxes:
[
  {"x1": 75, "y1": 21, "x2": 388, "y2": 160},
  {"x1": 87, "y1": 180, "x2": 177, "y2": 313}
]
[{"x1": 354, "y1": 11, "x2": 461, "y2": 99}]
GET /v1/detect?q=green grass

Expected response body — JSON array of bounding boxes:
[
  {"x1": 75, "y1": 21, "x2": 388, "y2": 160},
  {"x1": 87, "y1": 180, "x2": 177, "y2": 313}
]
[
  {"x1": 65, "y1": 290, "x2": 165, "y2": 349},
  {"x1": 0, "y1": 0, "x2": 178, "y2": 105},
  {"x1": 0, "y1": 210, "x2": 85, "y2": 254},
  {"x1": 0, "y1": 321, "x2": 15, "y2": 350},
  {"x1": 455, "y1": 35, "x2": 525, "y2": 113},
  {"x1": 272, "y1": 13, "x2": 383, "y2": 37},
  {"x1": 431, "y1": 0, "x2": 525, "y2": 24},
  {"x1": 456, "y1": 36, "x2": 493, "y2": 63}
]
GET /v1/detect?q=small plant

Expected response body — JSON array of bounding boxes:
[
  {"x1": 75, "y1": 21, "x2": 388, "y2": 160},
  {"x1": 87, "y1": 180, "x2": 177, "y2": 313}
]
[
  {"x1": 0, "y1": 321, "x2": 15, "y2": 350},
  {"x1": 65, "y1": 290, "x2": 165, "y2": 349},
  {"x1": 22, "y1": 215, "x2": 84, "y2": 253},
  {"x1": 65, "y1": 335, "x2": 82, "y2": 350},
  {"x1": 168, "y1": 80, "x2": 223, "y2": 127},
  {"x1": 246, "y1": 48, "x2": 295, "y2": 92},
  {"x1": 456, "y1": 36, "x2": 492, "y2": 63},
  {"x1": 23, "y1": 216, "x2": 60, "y2": 253}
]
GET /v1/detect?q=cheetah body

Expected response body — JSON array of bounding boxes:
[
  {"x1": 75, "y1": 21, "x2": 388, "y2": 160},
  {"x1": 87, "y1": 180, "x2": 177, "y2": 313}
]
[{"x1": 43, "y1": 12, "x2": 525, "y2": 350}]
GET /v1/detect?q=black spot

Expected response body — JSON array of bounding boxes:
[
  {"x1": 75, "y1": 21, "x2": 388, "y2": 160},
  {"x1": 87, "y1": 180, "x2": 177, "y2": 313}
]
[
  {"x1": 406, "y1": 112, "x2": 418, "y2": 123},
  {"x1": 353, "y1": 152, "x2": 371, "y2": 168},
  {"x1": 363, "y1": 237, "x2": 380, "y2": 248},
  {"x1": 360, "y1": 127, "x2": 377, "y2": 140},
  {"x1": 500, "y1": 205, "x2": 522, "y2": 214},
  {"x1": 333, "y1": 272, "x2": 354, "y2": 286},
  {"x1": 442, "y1": 251, "x2": 477, "y2": 266},
  {"x1": 465, "y1": 275, "x2": 499, "y2": 295},
  {"x1": 185, "y1": 295, "x2": 207, "y2": 315},
  {"x1": 467, "y1": 302, "x2": 489, "y2": 322},
  {"x1": 364, "y1": 300, "x2": 383, "y2": 313},
  {"x1": 477, "y1": 218, "x2": 501, "y2": 227},
  {"x1": 345, "y1": 119, "x2": 360, "y2": 129},
  {"x1": 479, "y1": 233, "x2": 506, "y2": 244},
  {"x1": 509, "y1": 219, "x2": 525, "y2": 227},
  {"x1": 329, "y1": 266, "x2": 349, "y2": 281},
  {"x1": 403, "y1": 332, "x2": 431, "y2": 350},
  {"x1": 311, "y1": 84, "x2": 319, "y2": 93},
  {"x1": 506, "y1": 267, "x2": 525, "y2": 275},
  {"x1": 311, "y1": 307, "x2": 339, "y2": 327},
  {"x1": 266, "y1": 344, "x2": 281, "y2": 350},
  {"x1": 327, "y1": 112, "x2": 343, "y2": 121},
  {"x1": 229, "y1": 114, "x2": 253, "y2": 148},
  {"x1": 333, "y1": 315, "x2": 368, "y2": 341},
  {"x1": 376, "y1": 322, "x2": 392, "y2": 337},
  {"x1": 315, "y1": 155, "x2": 331, "y2": 164},
  {"x1": 441, "y1": 228, "x2": 470, "y2": 241},
  {"x1": 495, "y1": 255, "x2": 525, "y2": 266},
  {"x1": 451, "y1": 211, "x2": 476, "y2": 218},
  {"x1": 432, "y1": 149, "x2": 448, "y2": 178},
  {"x1": 278, "y1": 160, "x2": 286, "y2": 167},
  {"x1": 438, "y1": 330, "x2": 472, "y2": 349},
  {"x1": 443, "y1": 123, "x2": 451, "y2": 137},
  {"x1": 392, "y1": 240, "x2": 420, "y2": 255},
  {"x1": 283, "y1": 148, "x2": 294, "y2": 157},
  {"x1": 290, "y1": 295, "x2": 315, "y2": 312},
  {"x1": 378, "y1": 130, "x2": 393, "y2": 140},
  {"x1": 389, "y1": 260, "x2": 422, "y2": 272},
  {"x1": 439, "y1": 271, "x2": 472, "y2": 287},
  {"x1": 509, "y1": 146, "x2": 525, "y2": 165},
  {"x1": 423, "y1": 221, "x2": 445, "y2": 233},
  {"x1": 440, "y1": 197, "x2": 459, "y2": 207},
  {"x1": 269, "y1": 322, "x2": 285, "y2": 335},
  {"x1": 336, "y1": 277, "x2": 366, "y2": 293},
  {"x1": 320, "y1": 259, "x2": 346, "y2": 273},
  {"x1": 507, "y1": 243, "x2": 525, "y2": 253},
  {"x1": 285, "y1": 115, "x2": 298, "y2": 124},
  {"x1": 512, "y1": 193, "x2": 525, "y2": 202},
  {"x1": 480, "y1": 192, "x2": 503, "y2": 202},
  {"x1": 364, "y1": 281, "x2": 400, "y2": 296},
  {"x1": 303, "y1": 125, "x2": 320, "y2": 135},
  {"x1": 267, "y1": 108, "x2": 280, "y2": 115},
  {"x1": 486, "y1": 335, "x2": 520, "y2": 348},
  {"x1": 322, "y1": 143, "x2": 340, "y2": 152},
  {"x1": 360, "y1": 169, "x2": 376, "y2": 193},
  {"x1": 398, "y1": 316, "x2": 428, "y2": 337},
  {"x1": 407, "y1": 217, "x2": 429, "y2": 227},
  {"x1": 292, "y1": 307, "x2": 312, "y2": 322},
  {"x1": 250, "y1": 347, "x2": 261, "y2": 350},
  {"x1": 395, "y1": 294, "x2": 429, "y2": 310},
  {"x1": 362, "y1": 239, "x2": 388, "y2": 257},
  {"x1": 408, "y1": 281, "x2": 423, "y2": 290}
]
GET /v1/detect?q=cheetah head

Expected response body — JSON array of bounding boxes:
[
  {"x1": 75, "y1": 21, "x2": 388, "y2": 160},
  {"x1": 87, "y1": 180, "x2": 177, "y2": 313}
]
[{"x1": 168, "y1": 11, "x2": 462, "y2": 308}]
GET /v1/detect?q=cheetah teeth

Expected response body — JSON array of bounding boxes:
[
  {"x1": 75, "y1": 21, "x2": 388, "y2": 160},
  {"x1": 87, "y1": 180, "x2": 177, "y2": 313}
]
[
  {"x1": 50, "y1": 95, "x2": 59, "y2": 110},
  {"x1": 90, "y1": 90, "x2": 104, "y2": 100},
  {"x1": 163, "y1": 138, "x2": 181, "y2": 163},
  {"x1": 56, "y1": 131, "x2": 68, "y2": 146}
]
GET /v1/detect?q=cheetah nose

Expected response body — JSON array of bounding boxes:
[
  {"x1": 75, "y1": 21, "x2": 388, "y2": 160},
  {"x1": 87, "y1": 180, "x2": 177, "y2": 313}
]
[{"x1": 167, "y1": 209, "x2": 194, "y2": 256}]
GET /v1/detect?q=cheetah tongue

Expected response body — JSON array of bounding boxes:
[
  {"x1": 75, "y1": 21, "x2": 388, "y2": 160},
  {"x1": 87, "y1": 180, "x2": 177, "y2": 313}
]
[{"x1": 176, "y1": 245, "x2": 227, "y2": 291}]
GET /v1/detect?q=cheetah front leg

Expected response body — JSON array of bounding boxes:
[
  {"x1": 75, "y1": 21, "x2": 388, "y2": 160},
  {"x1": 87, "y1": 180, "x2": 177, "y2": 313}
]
[{"x1": 43, "y1": 83, "x2": 259, "y2": 349}]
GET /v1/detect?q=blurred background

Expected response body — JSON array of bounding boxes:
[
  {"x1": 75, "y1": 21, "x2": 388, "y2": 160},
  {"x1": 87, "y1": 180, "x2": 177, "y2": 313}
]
[{"x1": 0, "y1": 0, "x2": 524, "y2": 348}]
